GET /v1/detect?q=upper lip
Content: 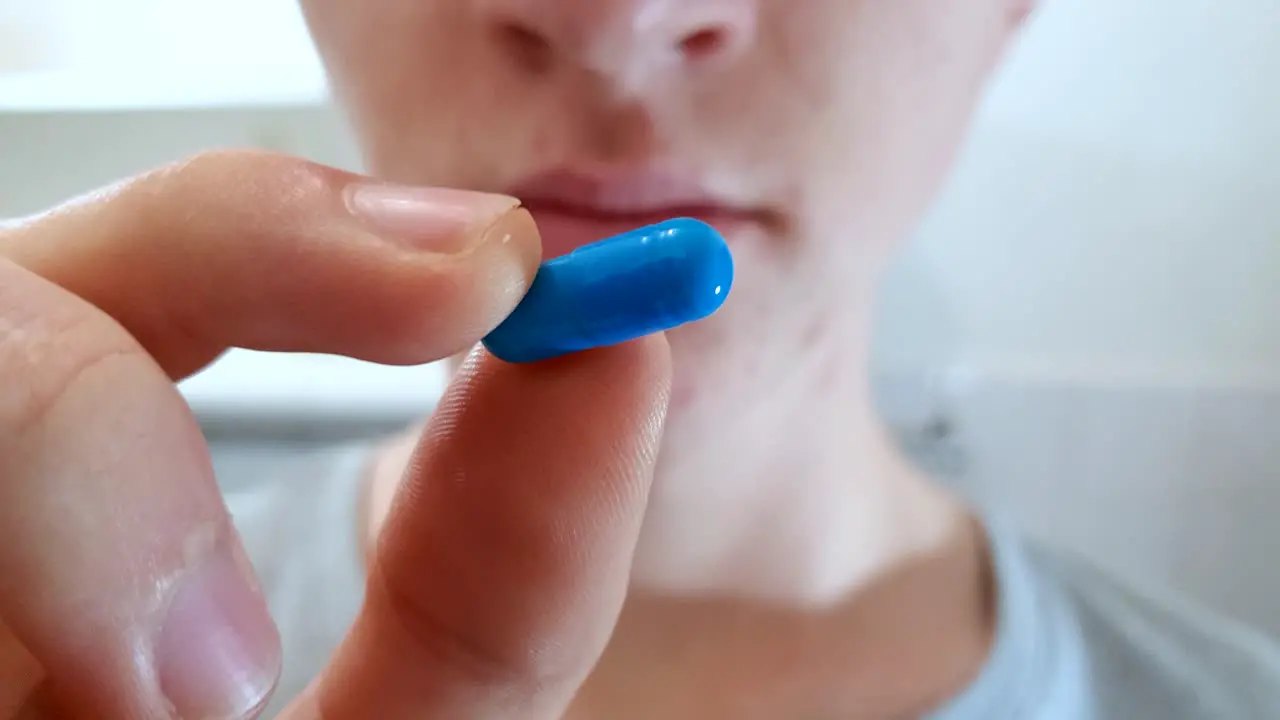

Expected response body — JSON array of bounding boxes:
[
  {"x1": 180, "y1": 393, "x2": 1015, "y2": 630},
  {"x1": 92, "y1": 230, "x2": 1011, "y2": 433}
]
[{"x1": 505, "y1": 167, "x2": 752, "y2": 220}]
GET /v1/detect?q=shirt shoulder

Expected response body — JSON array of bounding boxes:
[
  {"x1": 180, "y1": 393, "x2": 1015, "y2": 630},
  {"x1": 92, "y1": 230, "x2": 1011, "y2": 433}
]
[
  {"x1": 1044, "y1": 544, "x2": 1280, "y2": 719},
  {"x1": 932, "y1": 517, "x2": 1280, "y2": 720}
]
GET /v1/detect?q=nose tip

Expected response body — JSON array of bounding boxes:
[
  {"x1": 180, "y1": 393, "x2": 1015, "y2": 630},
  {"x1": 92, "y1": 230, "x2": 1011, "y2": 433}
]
[{"x1": 482, "y1": 1, "x2": 757, "y2": 74}]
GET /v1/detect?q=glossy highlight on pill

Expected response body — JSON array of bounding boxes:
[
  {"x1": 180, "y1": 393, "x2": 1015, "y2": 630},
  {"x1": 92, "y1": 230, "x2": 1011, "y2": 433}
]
[{"x1": 482, "y1": 217, "x2": 734, "y2": 363}]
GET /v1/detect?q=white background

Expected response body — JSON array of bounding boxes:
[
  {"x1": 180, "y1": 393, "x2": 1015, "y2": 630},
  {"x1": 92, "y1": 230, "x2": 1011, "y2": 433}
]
[{"x1": 917, "y1": 0, "x2": 1280, "y2": 386}]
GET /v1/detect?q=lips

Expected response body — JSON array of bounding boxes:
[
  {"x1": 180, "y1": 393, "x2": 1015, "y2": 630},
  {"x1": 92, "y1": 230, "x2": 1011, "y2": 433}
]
[{"x1": 505, "y1": 168, "x2": 763, "y2": 259}]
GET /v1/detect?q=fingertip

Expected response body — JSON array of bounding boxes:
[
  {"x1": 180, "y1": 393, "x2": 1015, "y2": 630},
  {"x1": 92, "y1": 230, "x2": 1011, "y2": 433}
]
[
  {"x1": 449, "y1": 336, "x2": 674, "y2": 472},
  {"x1": 478, "y1": 332, "x2": 673, "y2": 388},
  {"x1": 588, "y1": 333, "x2": 673, "y2": 386},
  {"x1": 455, "y1": 205, "x2": 544, "y2": 340},
  {"x1": 478, "y1": 205, "x2": 543, "y2": 277}
]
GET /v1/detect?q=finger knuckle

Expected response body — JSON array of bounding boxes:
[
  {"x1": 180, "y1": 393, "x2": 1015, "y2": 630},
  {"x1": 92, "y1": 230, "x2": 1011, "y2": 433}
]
[
  {"x1": 0, "y1": 279, "x2": 140, "y2": 436},
  {"x1": 371, "y1": 568, "x2": 555, "y2": 692},
  {"x1": 127, "y1": 149, "x2": 347, "y2": 240},
  {"x1": 174, "y1": 149, "x2": 339, "y2": 206},
  {"x1": 167, "y1": 147, "x2": 298, "y2": 182}
]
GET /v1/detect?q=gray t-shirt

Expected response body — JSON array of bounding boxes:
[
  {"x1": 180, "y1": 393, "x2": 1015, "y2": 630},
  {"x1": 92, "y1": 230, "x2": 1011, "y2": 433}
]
[{"x1": 226, "y1": 446, "x2": 1280, "y2": 719}]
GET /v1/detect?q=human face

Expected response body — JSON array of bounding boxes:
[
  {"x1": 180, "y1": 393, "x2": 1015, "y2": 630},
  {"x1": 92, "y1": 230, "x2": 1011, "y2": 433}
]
[{"x1": 301, "y1": 0, "x2": 1026, "y2": 421}]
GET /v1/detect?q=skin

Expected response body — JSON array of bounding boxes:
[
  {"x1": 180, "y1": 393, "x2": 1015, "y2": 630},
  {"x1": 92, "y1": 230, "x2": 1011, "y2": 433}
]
[
  {"x1": 314, "y1": 0, "x2": 1031, "y2": 716},
  {"x1": 314, "y1": 0, "x2": 1024, "y2": 598},
  {"x1": 0, "y1": 0, "x2": 1031, "y2": 718}
]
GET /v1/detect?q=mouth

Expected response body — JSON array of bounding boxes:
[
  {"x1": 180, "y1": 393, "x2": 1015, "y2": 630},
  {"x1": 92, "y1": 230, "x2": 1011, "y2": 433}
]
[{"x1": 505, "y1": 168, "x2": 769, "y2": 259}]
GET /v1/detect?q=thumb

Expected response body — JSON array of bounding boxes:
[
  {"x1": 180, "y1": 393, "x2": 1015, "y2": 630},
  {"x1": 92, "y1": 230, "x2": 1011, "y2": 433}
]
[{"x1": 285, "y1": 338, "x2": 671, "y2": 719}]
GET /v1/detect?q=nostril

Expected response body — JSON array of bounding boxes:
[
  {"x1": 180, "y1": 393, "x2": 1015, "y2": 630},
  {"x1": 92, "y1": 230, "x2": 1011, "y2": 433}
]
[
  {"x1": 677, "y1": 25, "x2": 731, "y2": 62},
  {"x1": 492, "y1": 19, "x2": 554, "y2": 74}
]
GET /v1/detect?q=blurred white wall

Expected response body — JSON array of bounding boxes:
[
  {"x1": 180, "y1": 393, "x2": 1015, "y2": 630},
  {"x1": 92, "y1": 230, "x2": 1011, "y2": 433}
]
[
  {"x1": 881, "y1": 0, "x2": 1280, "y2": 387},
  {"x1": 878, "y1": 0, "x2": 1280, "y2": 630},
  {"x1": 0, "y1": 0, "x2": 315, "y2": 73}
]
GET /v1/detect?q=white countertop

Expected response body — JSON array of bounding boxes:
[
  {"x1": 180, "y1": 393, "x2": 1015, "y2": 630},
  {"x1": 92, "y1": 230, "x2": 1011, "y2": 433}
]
[
  {"x1": 179, "y1": 350, "x2": 447, "y2": 421},
  {"x1": 0, "y1": 64, "x2": 328, "y2": 113},
  {"x1": 0, "y1": 0, "x2": 328, "y2": 113}
]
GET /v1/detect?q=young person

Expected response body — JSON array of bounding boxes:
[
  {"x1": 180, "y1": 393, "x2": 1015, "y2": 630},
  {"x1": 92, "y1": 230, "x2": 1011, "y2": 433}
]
[{"x1": 3, "y1": 1, "x2": 1280, "y2": 718}]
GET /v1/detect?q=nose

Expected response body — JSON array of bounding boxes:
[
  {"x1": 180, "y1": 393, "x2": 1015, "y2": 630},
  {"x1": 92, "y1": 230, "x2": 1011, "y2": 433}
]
[{"x1": 479, "y1": 0, "x2": 758, "y2": 76}]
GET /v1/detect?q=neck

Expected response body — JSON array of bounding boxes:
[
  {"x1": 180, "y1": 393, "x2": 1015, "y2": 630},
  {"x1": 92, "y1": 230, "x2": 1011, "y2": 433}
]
[
  {"x1": 602, "y1": 370, "x2": 995, "y2": 716},
  {"x1": 617, "y1": 244, "x2": 995, "y2": 716},
  {"x1": 632, "y1": 247, "x2": 974, "y2": 605},
  {"x1": 589, "y1": 516, "x2": 993, "y2": 719}
]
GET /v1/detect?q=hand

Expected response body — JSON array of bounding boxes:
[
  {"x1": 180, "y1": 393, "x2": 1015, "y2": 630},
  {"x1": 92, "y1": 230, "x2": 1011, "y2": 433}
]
[{"x1": 0, "y1": 151, "x2": 671, "y2": 719}]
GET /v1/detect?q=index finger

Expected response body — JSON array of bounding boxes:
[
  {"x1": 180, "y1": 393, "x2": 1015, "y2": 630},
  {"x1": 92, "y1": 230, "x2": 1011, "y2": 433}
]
[{"x1": 1, "y1": 150, "x2": 541, "y2": 378}]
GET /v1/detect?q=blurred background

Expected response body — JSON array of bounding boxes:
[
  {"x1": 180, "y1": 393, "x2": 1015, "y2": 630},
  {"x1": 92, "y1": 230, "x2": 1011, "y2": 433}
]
[{"x1": 4, "y1": 0, "x2": 1280, "y2": 633}]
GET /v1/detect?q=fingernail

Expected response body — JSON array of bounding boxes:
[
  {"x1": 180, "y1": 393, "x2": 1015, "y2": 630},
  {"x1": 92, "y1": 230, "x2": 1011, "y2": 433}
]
[
  {"x1": 156, "y1": 537, "x2": 280, "y2": 720},
  {"x1": 345, "y1": 183, "x2": 522, "y2": 253}
]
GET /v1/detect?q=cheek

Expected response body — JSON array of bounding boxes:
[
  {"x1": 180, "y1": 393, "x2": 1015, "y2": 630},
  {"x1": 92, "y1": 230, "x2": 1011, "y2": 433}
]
[
  {"x1": 304, "y1": 4, "x2": 502, "y2": 179},
  {"x1": 339, "y1": 27, "x2": 577, "y2": 189}
]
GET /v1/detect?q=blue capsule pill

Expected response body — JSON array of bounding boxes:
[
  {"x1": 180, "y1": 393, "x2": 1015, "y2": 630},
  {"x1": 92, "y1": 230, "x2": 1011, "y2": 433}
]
[{"x1": 481, "y1": 217, "x2": 734, "y2": 364}]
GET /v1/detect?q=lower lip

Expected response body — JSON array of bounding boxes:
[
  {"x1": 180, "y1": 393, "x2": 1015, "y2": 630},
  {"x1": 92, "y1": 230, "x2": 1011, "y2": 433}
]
[{"x1": 523, "y1": 206, "x2": 760, "y2": 259}]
